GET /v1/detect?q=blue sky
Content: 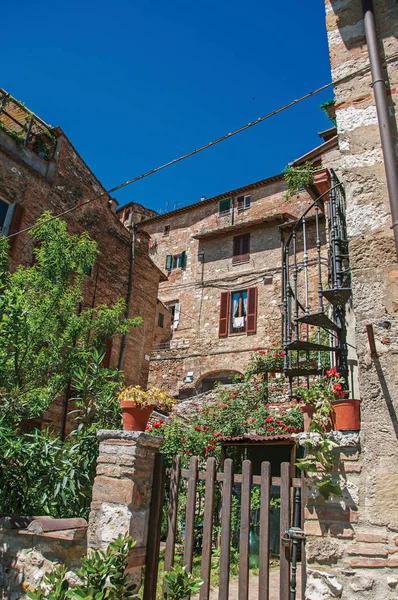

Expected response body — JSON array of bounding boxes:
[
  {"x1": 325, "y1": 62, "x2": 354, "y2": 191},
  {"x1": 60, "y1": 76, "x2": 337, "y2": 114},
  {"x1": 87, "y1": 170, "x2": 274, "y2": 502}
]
[{"x1": 3, "y1": 1, "x2": 332, "y2": 213}]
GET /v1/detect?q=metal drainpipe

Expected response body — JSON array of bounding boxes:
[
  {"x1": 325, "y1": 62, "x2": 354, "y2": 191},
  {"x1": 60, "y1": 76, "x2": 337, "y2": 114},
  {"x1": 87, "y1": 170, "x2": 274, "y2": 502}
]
[
  {"x1": 118, "y1": 211, "x2": 136, "y2": 370},
  {"x1": 362, "y1": 0, "x2": 398, "y2": 258}
]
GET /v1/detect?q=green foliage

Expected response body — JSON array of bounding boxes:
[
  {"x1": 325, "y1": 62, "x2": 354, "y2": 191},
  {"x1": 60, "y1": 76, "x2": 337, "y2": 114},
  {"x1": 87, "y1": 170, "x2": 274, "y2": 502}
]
[
  {"x1": 26, "y1": 534, "x2": 137, "y2": 600},
  {"x1": 163, "y1": 565, "x2": 203, "y2": 600},
  {"x1": 320, "y1": 99, "x2": 336, "y2": 125},
  {"x1": 0, "y1": 215, "x2": 142, "y2": 517},
  {"x1": 283, "y1": 161, "x2": 316, "y2": 198},
  {"x1": 0, "y1": 213, "x2": 140, "y2": 427},
  {"x1": 296, "y1": 435, "x2": 342, "y2": 500},
  {"x1": 0, "y1": 426, "x2": 98, "y2": 518}
]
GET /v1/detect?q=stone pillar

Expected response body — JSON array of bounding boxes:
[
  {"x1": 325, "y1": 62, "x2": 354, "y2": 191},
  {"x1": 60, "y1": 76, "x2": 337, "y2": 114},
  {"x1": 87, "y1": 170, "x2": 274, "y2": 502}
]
[
  {"x1": 298, "y1": 431, "x2": 398, "y2": 599},
  {"x1": 87, "y1": 430, "x2": 163, "y2": 589}
]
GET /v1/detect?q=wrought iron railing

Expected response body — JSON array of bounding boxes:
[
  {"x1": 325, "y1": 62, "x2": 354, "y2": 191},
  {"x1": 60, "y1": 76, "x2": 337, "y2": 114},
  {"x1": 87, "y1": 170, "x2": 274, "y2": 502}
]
[{"x1": 281, "y1": 170, "x2": 351, "y2": 396}]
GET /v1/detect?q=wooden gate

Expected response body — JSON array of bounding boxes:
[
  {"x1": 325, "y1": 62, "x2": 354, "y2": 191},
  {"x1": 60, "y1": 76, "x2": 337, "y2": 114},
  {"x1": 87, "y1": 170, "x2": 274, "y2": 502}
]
[{"x1": 143, "y1": 455, "x2": 306, "y2": 600}]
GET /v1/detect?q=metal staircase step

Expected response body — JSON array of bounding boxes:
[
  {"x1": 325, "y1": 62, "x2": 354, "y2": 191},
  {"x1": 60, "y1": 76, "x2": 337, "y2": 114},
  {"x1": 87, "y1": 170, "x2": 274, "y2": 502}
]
[
  {"x1": 285, "y1": 340, "x2": 338, "y2": 352},
  {"x1": 285, "y1": 368, "x2": 322, "y2": 377},
  {"x1": 297, "y1": 312, "x2": 341, "y2": 331},
  {"x1": 322, "y1": 288, "x2": 352, "y2": 306}
]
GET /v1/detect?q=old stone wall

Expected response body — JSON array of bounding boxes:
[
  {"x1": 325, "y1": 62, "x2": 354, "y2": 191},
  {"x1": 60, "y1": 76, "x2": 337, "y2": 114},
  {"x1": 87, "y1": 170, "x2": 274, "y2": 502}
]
[
  {"x1": 0, "y1": 125, "x2": 163, "y2": 432},
  {"x1": 141, "y1": 171, "x2": 334, "y2": 397},
  {"x1": 300, "y1": 2, "x2": 398, "y2": 598},
  {"x1": 0, "y1": 521, "x2": 87, "y2": 599}
]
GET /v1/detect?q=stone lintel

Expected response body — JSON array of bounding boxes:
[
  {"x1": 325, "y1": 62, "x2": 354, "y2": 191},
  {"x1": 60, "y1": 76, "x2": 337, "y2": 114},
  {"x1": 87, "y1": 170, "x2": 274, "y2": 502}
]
[{"x1": 96, "y1": 429, "x2": 163, "y2": 450}]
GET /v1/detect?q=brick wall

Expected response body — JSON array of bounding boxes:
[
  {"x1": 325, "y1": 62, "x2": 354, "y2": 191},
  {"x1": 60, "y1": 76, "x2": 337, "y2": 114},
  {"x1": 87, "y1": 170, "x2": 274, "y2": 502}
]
[
  {"x1": 140, "y1": 171, "x2": 333, "y2": 397},
  {"x1": 0, "y1": 125, "x2": 163, "y2": 431}
]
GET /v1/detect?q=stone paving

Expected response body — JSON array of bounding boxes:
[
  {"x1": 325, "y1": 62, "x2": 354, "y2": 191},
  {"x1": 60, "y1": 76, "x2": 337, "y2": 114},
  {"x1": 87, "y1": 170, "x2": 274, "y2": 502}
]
[{"x1": 207, "y1": 568, "x2": 302, "y2": 600}]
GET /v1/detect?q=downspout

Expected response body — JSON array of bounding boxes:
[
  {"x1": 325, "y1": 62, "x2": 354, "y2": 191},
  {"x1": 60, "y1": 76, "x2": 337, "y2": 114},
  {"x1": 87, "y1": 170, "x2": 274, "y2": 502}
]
[
  {"x1": 362, "y1": 0, "x2": 398, "y2": 259},
  {"x1": 118, "y1": 211, "x2": 136, "y2": 370}
]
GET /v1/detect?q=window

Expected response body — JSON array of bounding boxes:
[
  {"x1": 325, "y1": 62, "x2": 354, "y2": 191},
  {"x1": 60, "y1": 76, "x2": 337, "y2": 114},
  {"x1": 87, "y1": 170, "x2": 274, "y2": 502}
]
[
  {"x1": 232, "y1": 233, "x2": 250, "y2": 264},
  {"x1": 219, "y1": 198, "x2": 231, "y2": 216},
  {"x1": 163, "y1": 225, "x2": 170, "y2": 236},
  {"x1": 0, "y1": 199, "x2": 23, "y2": 244},
  {"x1": 167, "y1": 302, "x2": 181, "y2": 330},
  {"x1": 165, "y1": 251, "x2": 186, "y2": 271},
  {"x1": 218, "y1": 287, "x2": 257, "y2": 337},
  {"x1": 158, "y1": 313, "x2": 164, "y2": 328},
  {"x1": 237, "y1": 195, "x2": 251, "y2": 212}
]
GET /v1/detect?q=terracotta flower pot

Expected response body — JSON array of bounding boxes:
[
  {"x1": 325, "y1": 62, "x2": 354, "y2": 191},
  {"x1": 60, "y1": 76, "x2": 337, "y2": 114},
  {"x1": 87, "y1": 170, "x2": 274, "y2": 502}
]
[
  {"x1": 332, "y1": 399, "x2": 361, "y2": 431},
  {"x1": 300, "y1": 403, "x2": 316, "y2": 432},
  {"x1": 120, "y1": 401, "x2": 154, "y2": 432},
  {"x1": 313, "y1": 168, "x2": 331, "y2": 200}
]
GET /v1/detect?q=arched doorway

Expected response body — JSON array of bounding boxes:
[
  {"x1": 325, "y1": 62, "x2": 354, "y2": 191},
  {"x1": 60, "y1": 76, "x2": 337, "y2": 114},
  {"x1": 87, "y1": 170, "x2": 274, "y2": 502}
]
[{"x1": 196, "y1": 370, "x2": 243, "y2": 394}]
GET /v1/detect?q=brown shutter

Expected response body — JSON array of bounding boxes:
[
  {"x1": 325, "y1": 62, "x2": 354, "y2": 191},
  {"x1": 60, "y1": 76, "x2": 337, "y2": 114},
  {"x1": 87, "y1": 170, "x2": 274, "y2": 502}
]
[
  {"x1": 242, "y1": 234, "x2": 250, "y2": 261},
  {"x1": 9, "y1": 203, "x2": 24, "y2": 250},
  {"x1": 218, "y1": 292, "x2": 230, "y2": 337},
  {"x1": 102, "y1": 338, "x2": 113, "y2": 367},
  {"x1": 246, "y1": 287, "x2": 257, "y2": 333}
]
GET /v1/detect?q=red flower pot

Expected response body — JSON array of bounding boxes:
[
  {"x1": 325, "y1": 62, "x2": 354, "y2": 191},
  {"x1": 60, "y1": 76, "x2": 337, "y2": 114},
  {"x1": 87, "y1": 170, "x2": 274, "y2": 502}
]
[
  {"x1": 300, "y1": 403, "x2": 316, "y2": 432},
  {"x1": 120, "y1": 402, "x2": 154, "y2": 432},
  {"x1": 332, "y1": 399, "x2": 361, "y2": 431},
  {"x1": 313, "y1": 168, "x2": 331, "y2": 200}
]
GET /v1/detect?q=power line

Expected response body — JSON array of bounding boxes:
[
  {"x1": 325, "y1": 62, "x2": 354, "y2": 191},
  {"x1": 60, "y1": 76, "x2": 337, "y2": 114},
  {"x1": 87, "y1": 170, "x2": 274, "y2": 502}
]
[{"x1": 6, "y1": 51, "x2": 398, "y2": 243}]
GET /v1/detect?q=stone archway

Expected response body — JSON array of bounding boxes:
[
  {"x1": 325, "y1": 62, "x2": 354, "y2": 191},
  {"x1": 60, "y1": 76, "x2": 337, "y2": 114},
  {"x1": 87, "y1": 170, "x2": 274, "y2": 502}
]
[{"x1": 196, "y1": 370, "x2": 243, "y2": 394}]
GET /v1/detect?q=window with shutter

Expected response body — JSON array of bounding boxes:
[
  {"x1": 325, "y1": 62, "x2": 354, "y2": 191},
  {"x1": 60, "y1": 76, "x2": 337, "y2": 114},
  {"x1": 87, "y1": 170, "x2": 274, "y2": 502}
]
[
  {"x1": 218, "y1": 292, "x2": 229, "y2": 337},
  {"x1": 232, "y1": 234, "x2": 250, "y2": 264},
  {"x1": 178, "y1": 251, "x2": 186, "y2": 269},
  {"x1": 219, "y1": 198, "x2": 231, "y2": 216},
  {"x1": 165, "y1": 255, "x2": 173, "y2": 271},
  {"x1": 246, "y1": 287, "x2": 257, "y2": 333},
  {"x1": 237, "y1": 195, "x2": 251, "y2": 212}
]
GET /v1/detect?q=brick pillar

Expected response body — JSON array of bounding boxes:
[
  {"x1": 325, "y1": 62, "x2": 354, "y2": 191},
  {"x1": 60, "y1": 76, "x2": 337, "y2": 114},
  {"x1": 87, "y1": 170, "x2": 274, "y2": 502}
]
[
  {"x1": 87, "y1": 430, "x2": 163, "y2": 590},
  {"x1": 298, "y1": 431, "x2": 398, "y2": 599}
]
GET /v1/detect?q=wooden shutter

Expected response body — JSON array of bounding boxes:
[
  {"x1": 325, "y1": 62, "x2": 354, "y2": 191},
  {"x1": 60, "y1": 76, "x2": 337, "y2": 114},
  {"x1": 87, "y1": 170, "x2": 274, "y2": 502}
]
[
  {"x1": 232, "y1": 236, "x2": 240, "y2": 264},
  {"x1": 242, "y1": 234, "x2": 250, "y2": 262},
  {"x1": 165, "y1": 255, "x2": 172, "y2": 271},
  {"x1": 102, "y1": 338, "x2": 113, "y2": 368},
  {"x1": 218, "y1": 291, "x2": 230, "y2": 337},
  {"x1": 178, "y1": 251, "x2": 186, "y2": 269},
  {"x1": 246, "y1": 287, "x2": 257, "y2": 333},
  {"x1": 8, "y1": 203, "x2": 24, "y2": 250}
]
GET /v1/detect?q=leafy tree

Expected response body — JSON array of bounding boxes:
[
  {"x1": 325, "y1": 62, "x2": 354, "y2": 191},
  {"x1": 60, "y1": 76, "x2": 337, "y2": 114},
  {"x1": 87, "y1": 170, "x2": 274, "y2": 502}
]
[
  {"x1": 0, "y1": 214, "x2": 142, "y2": 517},
  {"x1": 0, "y1": 212, "x2": 141, "y2": 427}
]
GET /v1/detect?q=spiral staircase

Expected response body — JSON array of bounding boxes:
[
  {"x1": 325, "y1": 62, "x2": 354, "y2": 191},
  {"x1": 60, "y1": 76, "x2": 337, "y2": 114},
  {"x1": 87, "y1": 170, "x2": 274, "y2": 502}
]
[{"x1": 281, "y1": 169, "x2": 351, "y2": 397}]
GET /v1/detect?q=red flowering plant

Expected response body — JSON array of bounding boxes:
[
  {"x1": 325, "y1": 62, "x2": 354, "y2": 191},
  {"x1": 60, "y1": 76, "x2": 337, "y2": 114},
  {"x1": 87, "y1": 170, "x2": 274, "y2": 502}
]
[
  {"x1": 150, "y1": 379, "x2": 303, "y2": 468},
  {"x1": 294, "y1": 367, "x2": 347, "y2": 500},
  {"x1": 294, "y1": 368, "x2": 346, "y2": 431},
  {"x1": 245, "y1": 343, "x2": 285, "y2": 378}
]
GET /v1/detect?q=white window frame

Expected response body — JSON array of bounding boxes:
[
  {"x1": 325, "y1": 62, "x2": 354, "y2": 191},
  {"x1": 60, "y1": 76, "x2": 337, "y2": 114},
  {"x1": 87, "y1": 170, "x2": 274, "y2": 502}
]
[
  {"x1": 0, "y1": 197, "x2": 15, "y2": 237},
  {"x1": 237, "y1": 194, "x2": 251, "y2": 212},
  {"x1": 219, "y1": 198, "x2": 231, "y2": 216}
]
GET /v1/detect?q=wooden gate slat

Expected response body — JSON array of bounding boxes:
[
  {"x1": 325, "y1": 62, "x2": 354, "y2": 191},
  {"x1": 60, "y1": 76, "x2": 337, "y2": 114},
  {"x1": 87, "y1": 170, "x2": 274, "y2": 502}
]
[
  {"x1": 258, "y1": 461, "x2": 271, "y2": 600},
  {"x1": 218, "y1": 459, "x2": 233, "y2": 600},
  {"x1": 279, "y1": 462, "x2": 291, "y2": 600},
  {"x1": 239, "y1": 459, "x2": 252, "y2": 600},
  {"x1": 164, "y1": 455, "x2": 181, "y2": 573},
  {"x1": 143, "y1": 453, "x2": 165, "y2": 600},
  {"x1": 200, "y1": 457, "x2": 217, "y2": 600},
  {"x1": 183, "y1": 455, "x2": 199, "y2": 574},
  {"x1": 301, "y1": 472, "x2": 307, "y2": 600}
]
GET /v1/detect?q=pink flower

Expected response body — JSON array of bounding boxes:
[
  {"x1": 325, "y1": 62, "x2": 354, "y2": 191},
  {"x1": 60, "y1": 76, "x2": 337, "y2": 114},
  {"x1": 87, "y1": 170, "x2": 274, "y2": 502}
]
[
  {"x1": 267, "y1": 427, "x2": 275, "y2": 432},
  {"x1": 214, "y1": 431, "x2": 221, "y2": 437},
  {"x1": 194, "y1": 425, "x2": 201, "y2": 432},
  {"x1": 265, "y1": 416, "x2": 273, "y2": 423},
  {"x1": 250, "y1": 418, "x2": 255, "y2": 423},
  {"x1": 146, "y1": 425, "x2": 153, "y2": 432},
  {"x1": 242, "y1": 421, "x2": 247, "y2": 425},
  {"x1": 221, "y1": 404, "x2": 227, "y2": 409}
]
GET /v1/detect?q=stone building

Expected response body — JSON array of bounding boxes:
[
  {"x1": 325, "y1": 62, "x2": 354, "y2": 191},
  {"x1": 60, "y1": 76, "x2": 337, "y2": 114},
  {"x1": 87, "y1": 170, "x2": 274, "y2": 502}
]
[
  {"x1": 118, "y1": 132, "x2": 339, "y2": 399},
  {"x1": 0, "y1": 89, "x2": 165, "y2": 432}
]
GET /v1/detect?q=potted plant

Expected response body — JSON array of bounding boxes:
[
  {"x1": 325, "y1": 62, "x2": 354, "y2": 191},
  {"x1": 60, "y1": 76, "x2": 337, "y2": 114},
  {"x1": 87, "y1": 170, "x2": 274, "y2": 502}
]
[
  {"x1": 294, "y1": 368, "x2": 345, "y2": 432},
  {"x1": 118, "y1": 386, "x2": 174, "y2": 432}
]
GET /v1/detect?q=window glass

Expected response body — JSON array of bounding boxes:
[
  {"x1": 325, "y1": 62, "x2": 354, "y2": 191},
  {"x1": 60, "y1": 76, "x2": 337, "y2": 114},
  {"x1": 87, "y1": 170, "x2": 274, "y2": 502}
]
[
  {"x1": 0, "y1": 199, "x2": 9, "y2": 229},
  {"x1": 158, "y1": 313, "x2": 164, "y2": 328},
  {"x1": 163, "y1": 225, "x2": 170, "y2": 236},
  {"x1": 230, "y1": 290, "x2": 248, "y2": 333}
]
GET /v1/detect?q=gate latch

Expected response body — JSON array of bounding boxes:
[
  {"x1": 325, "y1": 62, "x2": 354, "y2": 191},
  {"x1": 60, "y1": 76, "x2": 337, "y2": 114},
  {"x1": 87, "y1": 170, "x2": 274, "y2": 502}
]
[{"x1": 281, "y1": 527, "x2": 306, "y2": 547}]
